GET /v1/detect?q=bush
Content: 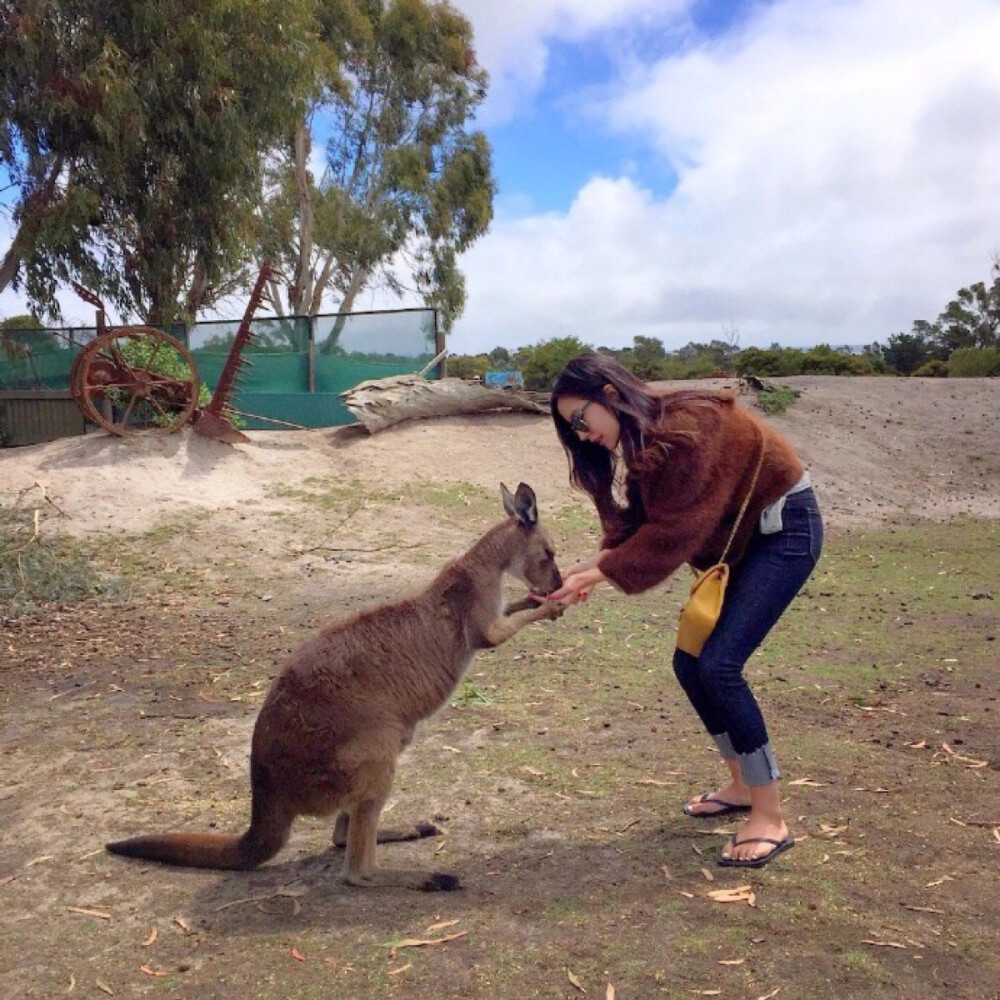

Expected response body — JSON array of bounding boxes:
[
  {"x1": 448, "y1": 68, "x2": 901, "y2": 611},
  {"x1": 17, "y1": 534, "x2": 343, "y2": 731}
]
[
  {"x1": 514, "y1": 336, "x2": 590, "y2": 391},
  {"x1": 445, "y1": 353, "x2": 491, "y2": 379},
  {"x1": 755, "y1": 384, "x2": 801, "y2": 415},
  {"x1": 0, "y1": 489, "x2": 121, "y2": 614},
  {"x1": 912, "y1": 359, "x2": 950, "y2": 378},
  {"x1": 947, "y1": 347, "x2": 1000, "y2": 377}
]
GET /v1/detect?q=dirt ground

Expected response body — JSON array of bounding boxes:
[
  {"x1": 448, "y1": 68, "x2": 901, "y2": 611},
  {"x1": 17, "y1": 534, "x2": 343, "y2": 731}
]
[{"x1": 1, "y1": 375, "x2": 998, "y2": 999}]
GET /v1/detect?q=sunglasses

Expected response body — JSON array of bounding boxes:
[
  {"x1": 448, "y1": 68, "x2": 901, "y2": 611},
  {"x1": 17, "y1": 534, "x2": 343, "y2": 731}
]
[{"x1": 568, "y1": 400, "x2": 593, "y2": 434}]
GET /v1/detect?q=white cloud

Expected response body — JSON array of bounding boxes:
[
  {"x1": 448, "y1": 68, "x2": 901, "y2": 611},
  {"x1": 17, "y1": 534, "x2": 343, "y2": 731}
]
[
  {"x1": 451, "y1": 0, "x2": 688, "y2": 123},
  {"x1": 6, "y1": 0, "x2": 1000, "y2": 361},
  {"x1": 447, "y1": 0, "x2": 1000, "y2": 354}
]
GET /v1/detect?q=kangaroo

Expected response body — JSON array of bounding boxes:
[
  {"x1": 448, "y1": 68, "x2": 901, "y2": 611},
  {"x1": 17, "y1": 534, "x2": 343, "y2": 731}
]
[{"x1": 106, "y1": 482, "x2": 563, "y2": 891}]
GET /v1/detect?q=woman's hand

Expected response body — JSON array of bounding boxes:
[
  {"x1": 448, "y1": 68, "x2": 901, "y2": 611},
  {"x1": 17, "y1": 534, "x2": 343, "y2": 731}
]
[
  {"x1": 563, "y1": 552, "x2": 601, "y2": 577},
  {"x1": 547, "y1": 565, "x2": 607, "y2": 606}
]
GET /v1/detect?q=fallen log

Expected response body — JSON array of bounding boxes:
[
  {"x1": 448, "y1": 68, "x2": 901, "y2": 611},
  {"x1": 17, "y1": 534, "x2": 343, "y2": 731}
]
[{"x1": 340, "y1": 375, "x2": 549, "y2": 433}]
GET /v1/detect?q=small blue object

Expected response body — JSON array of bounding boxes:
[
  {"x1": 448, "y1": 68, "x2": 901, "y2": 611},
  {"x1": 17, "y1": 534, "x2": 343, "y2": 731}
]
[{"x1": 484, "y1": 370, "x2": 524, "y2": 388}]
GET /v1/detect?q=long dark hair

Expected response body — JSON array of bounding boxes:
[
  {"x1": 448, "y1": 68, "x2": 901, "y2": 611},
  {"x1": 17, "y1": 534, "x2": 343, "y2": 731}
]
[{"x1": 550, "y1": 351, "x2": 730, "y2": 534}]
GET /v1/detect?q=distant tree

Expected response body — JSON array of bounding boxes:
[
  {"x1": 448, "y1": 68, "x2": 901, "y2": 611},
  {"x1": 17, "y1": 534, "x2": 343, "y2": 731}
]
[
  {"x1": 623, "y1": 335, "x2": 667, "y2": 380},
  {"x1": 257, "y1": 0, "x2": 494, "y2": 345},
  {"x1": 1, "y1": 0, "x2": 316, "y2": 324},
  {"x1": 881, "y1": 329, "x2": 938, "y2": 375},
  {"x1": 883, "y1": 258, "x2": 1000, "y2": 373},
  {"x1": 514, "y1": 336, "x2": 590, "y2": 391},
  {"x1": 933, "y1": 259, "x2": 1000, "y2": 353}
]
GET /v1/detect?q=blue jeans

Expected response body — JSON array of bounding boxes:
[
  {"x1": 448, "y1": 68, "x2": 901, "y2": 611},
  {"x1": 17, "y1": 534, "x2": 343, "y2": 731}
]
[{"x1": 672, "y1": 488, "x2": 823, "y2": 785}]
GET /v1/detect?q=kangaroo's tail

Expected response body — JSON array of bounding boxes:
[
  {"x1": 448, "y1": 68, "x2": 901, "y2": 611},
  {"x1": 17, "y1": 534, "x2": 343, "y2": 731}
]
[
  {"x1": 106, "y1": 829, "x2": 278, "y2": 870},
  {"x1": 106, "y1": 763, "x2": 293, "y2": 870}
]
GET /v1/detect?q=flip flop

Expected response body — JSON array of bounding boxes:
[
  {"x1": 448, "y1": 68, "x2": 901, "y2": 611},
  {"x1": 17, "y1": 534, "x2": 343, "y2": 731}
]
[
  {"x1": 682, "y1": 791, "x2": 752, "y2": 819},
  {"x1": 717, "y1": 833, "x2": 795, "y2": 869}
]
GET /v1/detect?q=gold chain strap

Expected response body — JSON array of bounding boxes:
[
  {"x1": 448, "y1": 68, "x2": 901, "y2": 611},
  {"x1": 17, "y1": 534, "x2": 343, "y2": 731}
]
[{"x1": 718, "y1": 424, "x2": 766, "y2": 565}]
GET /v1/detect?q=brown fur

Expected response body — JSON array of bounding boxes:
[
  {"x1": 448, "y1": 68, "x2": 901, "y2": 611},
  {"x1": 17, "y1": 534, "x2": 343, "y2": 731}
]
[{"x1": 106, "y1": 483, "x2": 563, "y2": 891}]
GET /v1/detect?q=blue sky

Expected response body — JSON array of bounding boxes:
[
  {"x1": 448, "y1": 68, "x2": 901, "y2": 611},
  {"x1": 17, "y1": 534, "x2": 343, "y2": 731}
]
[{"x1": 4, "y1": 0, "x2": 1000, "y2": 358}]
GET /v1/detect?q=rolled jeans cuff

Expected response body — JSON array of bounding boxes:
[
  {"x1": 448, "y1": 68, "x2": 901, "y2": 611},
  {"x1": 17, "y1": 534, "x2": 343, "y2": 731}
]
[
  {"x1": 737, "y1": 742, "x2": 780, "y2": 786},
  {"x1": 712, "y1": 733, "x2": 737, "y2": 760}
]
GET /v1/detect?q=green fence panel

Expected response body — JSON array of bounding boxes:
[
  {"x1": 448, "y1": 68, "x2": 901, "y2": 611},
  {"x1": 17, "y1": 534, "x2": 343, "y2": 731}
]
[
  {"x1": 1, "y1": 307, "x2": 440, "y2": 437},
  {"x1": 230, "y1": 392, "x2": 354, "y2": 429}
]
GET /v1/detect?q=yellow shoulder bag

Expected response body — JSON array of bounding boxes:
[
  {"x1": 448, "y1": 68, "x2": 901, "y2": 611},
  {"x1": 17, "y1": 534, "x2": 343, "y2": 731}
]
[{"x1": 676, "y1": 430, "x2": 765, "y2": 657}]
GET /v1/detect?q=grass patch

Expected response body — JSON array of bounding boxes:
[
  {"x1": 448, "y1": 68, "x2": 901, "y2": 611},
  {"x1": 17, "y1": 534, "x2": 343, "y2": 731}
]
[
  {"x1": 0, "y1": 489, "x2": 123, "y2": 613},
  {"x1": 755, "y1": 383, "x2": 801, "y2": 414}
]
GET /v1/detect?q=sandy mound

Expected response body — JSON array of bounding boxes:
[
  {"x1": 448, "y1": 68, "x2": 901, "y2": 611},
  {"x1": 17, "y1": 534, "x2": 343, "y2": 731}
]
[{"x1": 2, "y1": 376, "x2": 997, "y2": 538}]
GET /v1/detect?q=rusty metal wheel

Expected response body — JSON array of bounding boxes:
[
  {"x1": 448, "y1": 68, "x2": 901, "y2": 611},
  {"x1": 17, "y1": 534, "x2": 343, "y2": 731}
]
[{"x1": 70, "y1": 327, "x2": 200, "y2": 436}]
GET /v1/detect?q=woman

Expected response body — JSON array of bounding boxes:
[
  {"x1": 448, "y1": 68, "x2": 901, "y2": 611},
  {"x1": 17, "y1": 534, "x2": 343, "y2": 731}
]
[{"x1": 547, "y1": 352, "x2": 822, "y2": 868}]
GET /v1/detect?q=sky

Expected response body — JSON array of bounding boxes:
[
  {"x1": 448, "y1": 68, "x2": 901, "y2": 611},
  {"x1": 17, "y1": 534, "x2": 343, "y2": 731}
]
[{"x1": 3, "y1": 0, "x2": 1000, "y2": 357}]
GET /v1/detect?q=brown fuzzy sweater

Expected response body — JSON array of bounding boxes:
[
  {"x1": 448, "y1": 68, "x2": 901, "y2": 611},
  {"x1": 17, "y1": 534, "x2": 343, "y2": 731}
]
[{"x1": 597, "y1": 391, "x2": 805, "y2": 594}]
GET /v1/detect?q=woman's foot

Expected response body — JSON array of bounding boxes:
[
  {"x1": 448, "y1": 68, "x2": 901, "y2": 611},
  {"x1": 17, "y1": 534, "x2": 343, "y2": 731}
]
[
  {"x1": 719, "y1": 814, "x2": 793, "y2": 866},
  {"x1": 718, "y1": 788, "x2": 789, "y2": 865},
  {"x1": 682, "y1": 784, "x2": 751, "y2": 818}
]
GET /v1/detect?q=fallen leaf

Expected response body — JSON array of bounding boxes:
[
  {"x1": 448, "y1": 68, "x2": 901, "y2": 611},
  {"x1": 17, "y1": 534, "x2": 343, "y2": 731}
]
[
  {"x1": 522, "y1": 766, "x2": 545, "y2": 777},
  {"x1": 787, "y1": 778, "x2": 826, "y2": 787},
  {"x1": 139, "y1": 965, "x2": 169, "y2": 977},
  {"x1": 173, "y1": 915, "x2": 193, "y2": 934},
  {"x1": 926, "y1": 875, "x2": 955, "y2": 888},
  {"x1": 216, "y1": 882, "x2": 308, "y2": 911},
  {"x1": 700, "y1": 867, "x2": 715, "y2": 882},
  {"x1": 904, "y1": 905, "x2": 945, "y2": 914},
  {"x1": 719, "y1": 958, "x2": 745, "y2": 966},
  {"x1": 65, "y1": 973, "x2": 75, "y2": 993},
  {"x1": 142, "y1": 927, "x2": 157, "y2": 947},
  {"x1": 708, "y1": 885, "x2": 754, "y2": 904},
  {"x1": 388, "y1": 962, "x2": 412, "y2": 976},
  {"x1": 95, "y1": 980, "x2": 114, "y2": 996},
  {"x1": 425, "y1": 919, "x2": 461, "y2": 933},
  {"x1": 755, "y1": 989, "x2": 781, "y2": 1000},
  {"x1": 697, "y1": 991, "x2": 722, "y2": 996},
  {"x1": 384, "y1": 931, "x2": 468, "y2": 957},
  {"x1": 993, "y1": 827, "x2": 1000, "y2": 843},
  {"x1": 67, "y1": 906, "x2": 111, "y2": 920},
  {"x1": 818, "y1": 823, "x2": 849, "y2": 838},
  {"x1": 862, "y1": 939, "x2": 907, "y2": 949},
  {"x1": 290, "y1": 948, "x2": 306, "y2": 961},
  {"x1": 567, "y1": 969, "x2": 585, "y2": 992}
]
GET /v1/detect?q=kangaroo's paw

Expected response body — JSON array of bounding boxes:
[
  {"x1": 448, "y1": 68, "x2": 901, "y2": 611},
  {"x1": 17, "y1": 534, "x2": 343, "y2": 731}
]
[
  {"x1": 503, "y1": 596, "x2": 538, "y2": 615},
  {"x1": 376, "y1": 821, "x2": 442, "y2": 844},
  {"x1": 334, "y1": 820, "x2": 441, "y2": 849}
]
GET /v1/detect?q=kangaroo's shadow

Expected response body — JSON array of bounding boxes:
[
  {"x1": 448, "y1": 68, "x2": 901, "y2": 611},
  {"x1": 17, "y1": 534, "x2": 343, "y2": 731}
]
[{"x1": 175, "y1": 819, "x2": 728, "y2": 940}]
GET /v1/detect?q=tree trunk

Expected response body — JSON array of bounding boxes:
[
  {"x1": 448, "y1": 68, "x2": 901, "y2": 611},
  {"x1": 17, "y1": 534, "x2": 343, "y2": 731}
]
[
  {"x1": 340, "y1": 375, "x2": 548, "y2": 433},
  {"x1": 0, "y1": 157, "x2": 64, "y2": 294},
  {"x1": 290, "y1": 122, "x2": 314, "y2": 315}
]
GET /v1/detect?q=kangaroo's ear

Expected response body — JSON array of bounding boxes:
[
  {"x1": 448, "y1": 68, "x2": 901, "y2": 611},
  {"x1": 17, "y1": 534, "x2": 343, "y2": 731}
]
[
  {"x1": 500, "y1": 482, "x2": 537, "y2": 526},
  {"x1": 500, "y1": 482, "x2": 516, "y2": 518},
  {"x1": 514, "y1": 482, "x2": 538, "y2": 527}
]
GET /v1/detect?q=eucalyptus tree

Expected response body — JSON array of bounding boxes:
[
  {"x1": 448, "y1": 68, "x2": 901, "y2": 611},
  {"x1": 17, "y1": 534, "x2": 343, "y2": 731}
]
[
  {"x1": 1, "y1": 0, "x2": 317, "y2": 324},
  {"x1": 257, "y1": 0, "x2": 495, "y2": 341}
]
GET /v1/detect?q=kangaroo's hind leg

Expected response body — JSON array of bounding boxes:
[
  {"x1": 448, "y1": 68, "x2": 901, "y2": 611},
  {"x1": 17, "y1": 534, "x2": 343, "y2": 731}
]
[{"x1": 340, "y1": 794, "x2": 459, "y2": 892}]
